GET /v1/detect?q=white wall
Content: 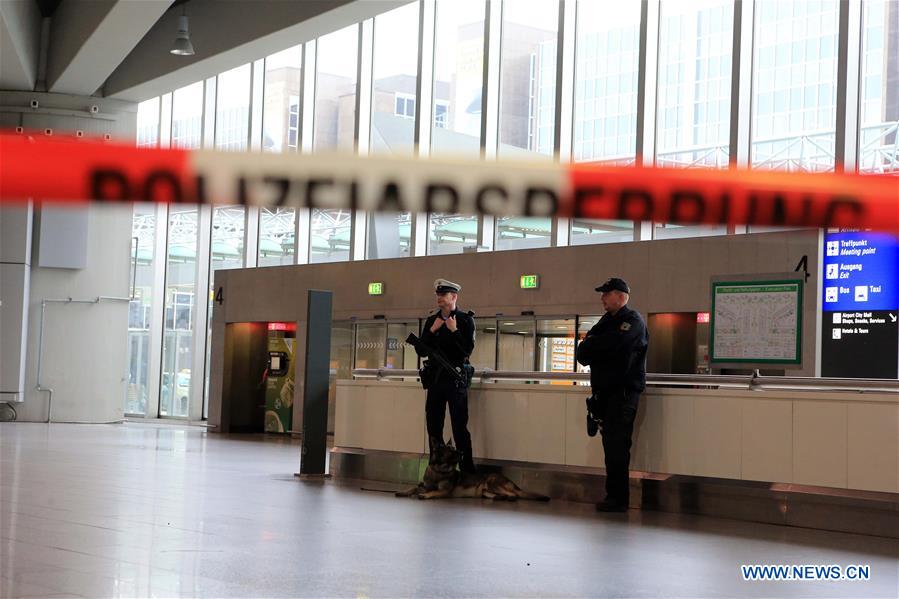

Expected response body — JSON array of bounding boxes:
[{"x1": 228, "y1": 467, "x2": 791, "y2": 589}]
[
  {"x1": 18, "y1": 204, "x2": 133, "y2": 422},
  {"x1": 1, "y1": 91, "x2": 137, "y2": 422}
]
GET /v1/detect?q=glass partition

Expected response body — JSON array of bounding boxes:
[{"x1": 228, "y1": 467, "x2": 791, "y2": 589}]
[
  {"x1": 536, "y1": 318, "x2": 576, "y2": 374},
  {"x1": 354, "y1": 323, "x2": 386, "y2": 369},
  {"x1": 497, "y1": 318, "x2": 536, "y2": 370},
  {"x1": 331, "y1": 322, "x2": 355, "y2": 379},
  {"x1": 386, "y1": 322, "x2": 420, "y2": 371},
  {"x1": 470, "y1": 317, "x2": 498, "y2": 370}
]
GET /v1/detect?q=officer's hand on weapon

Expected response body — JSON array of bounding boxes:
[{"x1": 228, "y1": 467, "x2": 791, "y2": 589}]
[
  {"x1": 430, "y1": 318, "x2": 445, "y2": 333},
  {"x1": 445, "y1": 315, "x2": 457, "y2": 332}
]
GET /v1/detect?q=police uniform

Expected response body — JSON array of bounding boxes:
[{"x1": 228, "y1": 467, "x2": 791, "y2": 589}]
[
  {"x1": 575, "y1": 277, "x2": 648, "y2": 511},
  {"x1": 417, "y1": 279, "x2": 477, "y2": 473}
]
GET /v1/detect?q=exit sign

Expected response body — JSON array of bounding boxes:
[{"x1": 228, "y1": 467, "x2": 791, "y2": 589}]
[
  {"x1": 520, "y1": 275, "x2": 540, "y2": 289},
  {"x1": 368, "y1": 282, "x2": 384, "y2": 295}
]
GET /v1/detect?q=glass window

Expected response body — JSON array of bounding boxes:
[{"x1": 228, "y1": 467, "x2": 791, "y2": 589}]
[
  {"x1": 125, "y1": 203, "x2": 157, "y2": 415},
  {"x1": 656, "y1": 0, "x2": 734, "y2": 169},
  {"x1": 331, "y1": 322, "x2": 355, "y2": 380},
  {"x1": 536, "y1": 318, "x2": 576, "y2": 377},
  {"x1": 263, "y1": 46, "x2": 302, "y2": 153},
  {"x1": 205, "y1": 206, "x2": 246, "y2": 417},
  {"x1": 216, "y1": 64, "x2": 252, "y2": 151},
  {"x1": 432, "y1": 0, "x2": 485, "y2": 156},
  {"x1": 258, "y1": 207, "x2": 297, "y2": 267},
  {"x1": 470, "y1": 317, "x2": 497, "y2": 370},
  {"x1": 315, "y1": 25, "x2": 359, "y2": 152},
  {"x1": 573, "y1": 0, "x2": 641, "y2": 164},
  {"x1": 499, "y1": 0, "x2": 558, "y2": 159},
  {"x1": 161, "y1": 206, "x2": 198, "y2": 418},
  {"x1": 428, "y1": 213, "x2": 479, "y2": 255},
  {"x1": 858, "y1": 0, "x2": 899, "y2": 174},
  {"x1": 570, "y1": 219, "x2": 634, "y2": 245},
  {"x1": 310, "y1": 209, "x2": 351, "y2": 263},
  {"x1": 497, "y1": 318, "x2": 536, "y2": 370},
  {"x1": 354, "y1": 323, "x2": 386, "y2": 369},
  {"x1": 751, "y1": 0, "x2": 839, "y2": 172},
  {"x1": 136, "y1": 98, "x2": 160, "y2": 148},
  {"x1": 366, "y1": 212, "x2": 411, "y2": 260},
  {"x1": 171, "y1": 82, "x2": 203, "y2": 150},
  {"x1": 653, "y1": 222, "x2": 728, "y2": 239},
  {"x1": 372, "y1": 3, "x2": 420, "y2": 155},
  {"x1": 495, "y1": 216, "x2": 551, "y2": 251},
  {"x1": 386, "y1": 322, "x2": 420, "y2": 371}
]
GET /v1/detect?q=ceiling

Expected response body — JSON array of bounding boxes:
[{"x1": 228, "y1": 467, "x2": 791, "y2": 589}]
[{"x1": 1, "y1": 0, "x2": 409, "y2": 102}]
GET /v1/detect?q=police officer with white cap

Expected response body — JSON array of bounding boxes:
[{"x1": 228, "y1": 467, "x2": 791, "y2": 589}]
[
  {"x1": 576, "y1": 277, "x2": 649, "y2": 512},
  {"x1": 416, "y1": 278, "x2": 477, "y2": 473}
]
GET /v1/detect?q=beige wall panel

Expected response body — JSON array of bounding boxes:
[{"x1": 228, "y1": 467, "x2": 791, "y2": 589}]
[
  {"x1": 524, "y1": 392, "x2": 566, "y2": 465},
  {"x1": 480, "y1": 390, "x2": 529, "y2": 461},
  {"x1": 793, "y1": 401, "x2": 847, "y2": 488},
  {"x1": 361, "y1": 385, "x2": 398, "y2": 451},
  {"x1": 564, "y1": 393, "x2": 604, "y2": 467},
  {"x1": 741, "y1": 399, "x2": 793, "y2": 484},
  {"x1": 334, "y1": 386, "x2": 364, "y2": 448},
  {"x1": 393, "y1": 387, "x2": 427, "y2": 454},
  {"x1": 847, "y1": 402, "x2": 899, "y2": 493},
  {"x1": 692, "y1": 397, "x2": 742, "y2": 479},
  {"x1": 633, "y1": 393, "x2": 694, "y2": 475}
]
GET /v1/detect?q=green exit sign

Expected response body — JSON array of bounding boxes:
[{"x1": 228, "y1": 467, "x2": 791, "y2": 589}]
[
  {"x1": 368, "y1": 282, "x2": 384, "y2": 296},
  {"x1": 520, "y1": 275, "x2": 540, "y2": 289}
]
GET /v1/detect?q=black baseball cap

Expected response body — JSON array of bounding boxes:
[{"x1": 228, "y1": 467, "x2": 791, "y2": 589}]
[{"x1": 595, "y1": 277, "x2": 630, "y2": 293}]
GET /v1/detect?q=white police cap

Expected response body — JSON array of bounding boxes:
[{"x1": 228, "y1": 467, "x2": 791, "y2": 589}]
[{"x1": 434, "y1": 278, "x2": 461, "y2": 293}]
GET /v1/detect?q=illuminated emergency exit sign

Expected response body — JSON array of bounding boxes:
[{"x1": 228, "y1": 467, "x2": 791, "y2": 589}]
[
  {"x1": 368, "y1": 282, "x2": 384, "y2": 295},
  {"x1": 520, "y1": 275, "x2": 540, "y2": 289}
]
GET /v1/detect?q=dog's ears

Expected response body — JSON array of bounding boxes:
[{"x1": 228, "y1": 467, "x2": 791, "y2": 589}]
[{"x1": 446, "y1": 439, "x2": 454, "y2": 448}]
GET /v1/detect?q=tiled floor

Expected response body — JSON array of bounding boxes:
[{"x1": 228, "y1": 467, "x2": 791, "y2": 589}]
[{"x1": 1, "y1": 422, "x2": 897, "y2": 598}]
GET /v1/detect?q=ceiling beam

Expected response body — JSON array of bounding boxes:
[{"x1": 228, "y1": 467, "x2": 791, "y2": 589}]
[
  {"x1": 103, "y1": 0, "x2": 410, "y2": 102},
  {"x1": 0, "y1": 0, "x2": 42, "y2": 91},
  {"x1": 47, "y1": 0, "x2": 175, "y2": 96}
]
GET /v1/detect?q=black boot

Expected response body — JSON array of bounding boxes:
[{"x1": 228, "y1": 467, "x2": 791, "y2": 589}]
[
  {"x1": 428, "y1": 436, "x2": 444, "y2": 463},
  {"x1": 459, "y1": 452, "x2": 477, "y2": 474}
]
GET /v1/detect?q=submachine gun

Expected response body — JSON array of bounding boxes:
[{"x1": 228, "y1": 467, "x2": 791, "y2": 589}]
[{"x1": 406, "y1": 333, "x2": 474, "y2": 389}]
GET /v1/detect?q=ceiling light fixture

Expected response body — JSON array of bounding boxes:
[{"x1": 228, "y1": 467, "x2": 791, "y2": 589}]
[{"x1": 170, "y1": 7, "x2": 195, "y2": 56}]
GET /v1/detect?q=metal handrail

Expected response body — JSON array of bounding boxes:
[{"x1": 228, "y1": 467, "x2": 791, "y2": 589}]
[{"x1": 351, "y1": 369, "x2": 899, "y2": 394}]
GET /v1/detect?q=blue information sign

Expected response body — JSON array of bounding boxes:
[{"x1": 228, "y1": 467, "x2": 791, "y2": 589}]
[{"x1": 821, "y1": 232, "x2": 899, "y2": 311}]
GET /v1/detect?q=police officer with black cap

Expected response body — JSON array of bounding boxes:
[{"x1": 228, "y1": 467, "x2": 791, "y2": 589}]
[
  {"x1": 576, "y1": 277, "x2": 649, "y2": 512},
  {"x1": 416, "y1": 278, "x2": 477, "y2": 473}
]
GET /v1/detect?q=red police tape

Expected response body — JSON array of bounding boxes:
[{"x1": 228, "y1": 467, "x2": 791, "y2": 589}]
[{"x1": 1, "y1": 132, "x2": 897, "y2": 231}]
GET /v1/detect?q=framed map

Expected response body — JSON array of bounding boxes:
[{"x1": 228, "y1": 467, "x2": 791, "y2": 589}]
[{"x1": 710, "y1": 279, "x2": 803, "y2": 365}]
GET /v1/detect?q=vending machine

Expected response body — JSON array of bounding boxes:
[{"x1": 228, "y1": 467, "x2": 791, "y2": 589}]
[{"x1": 264, "y1": 323, "x2": 296, "y2": 433}]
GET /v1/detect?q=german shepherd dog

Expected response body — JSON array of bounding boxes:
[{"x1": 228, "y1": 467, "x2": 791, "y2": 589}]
[{"x1": 396, "y1": 442, "x2": 550, "y2": 502}]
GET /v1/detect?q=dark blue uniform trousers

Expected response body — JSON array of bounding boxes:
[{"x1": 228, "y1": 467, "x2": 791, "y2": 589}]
[{"x1": 425, "y1": 376, "x2": 474, "y2": 467}]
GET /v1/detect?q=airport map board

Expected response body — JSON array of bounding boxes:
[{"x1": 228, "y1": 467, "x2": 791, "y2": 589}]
[{"x1": 710, "y1": 280, "x2": 803, "y2": 365}]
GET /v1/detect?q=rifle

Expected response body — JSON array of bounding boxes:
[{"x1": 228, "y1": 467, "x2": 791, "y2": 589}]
[{"x1": 406, "y1": 333, "x2": 469, "y2": 387}]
